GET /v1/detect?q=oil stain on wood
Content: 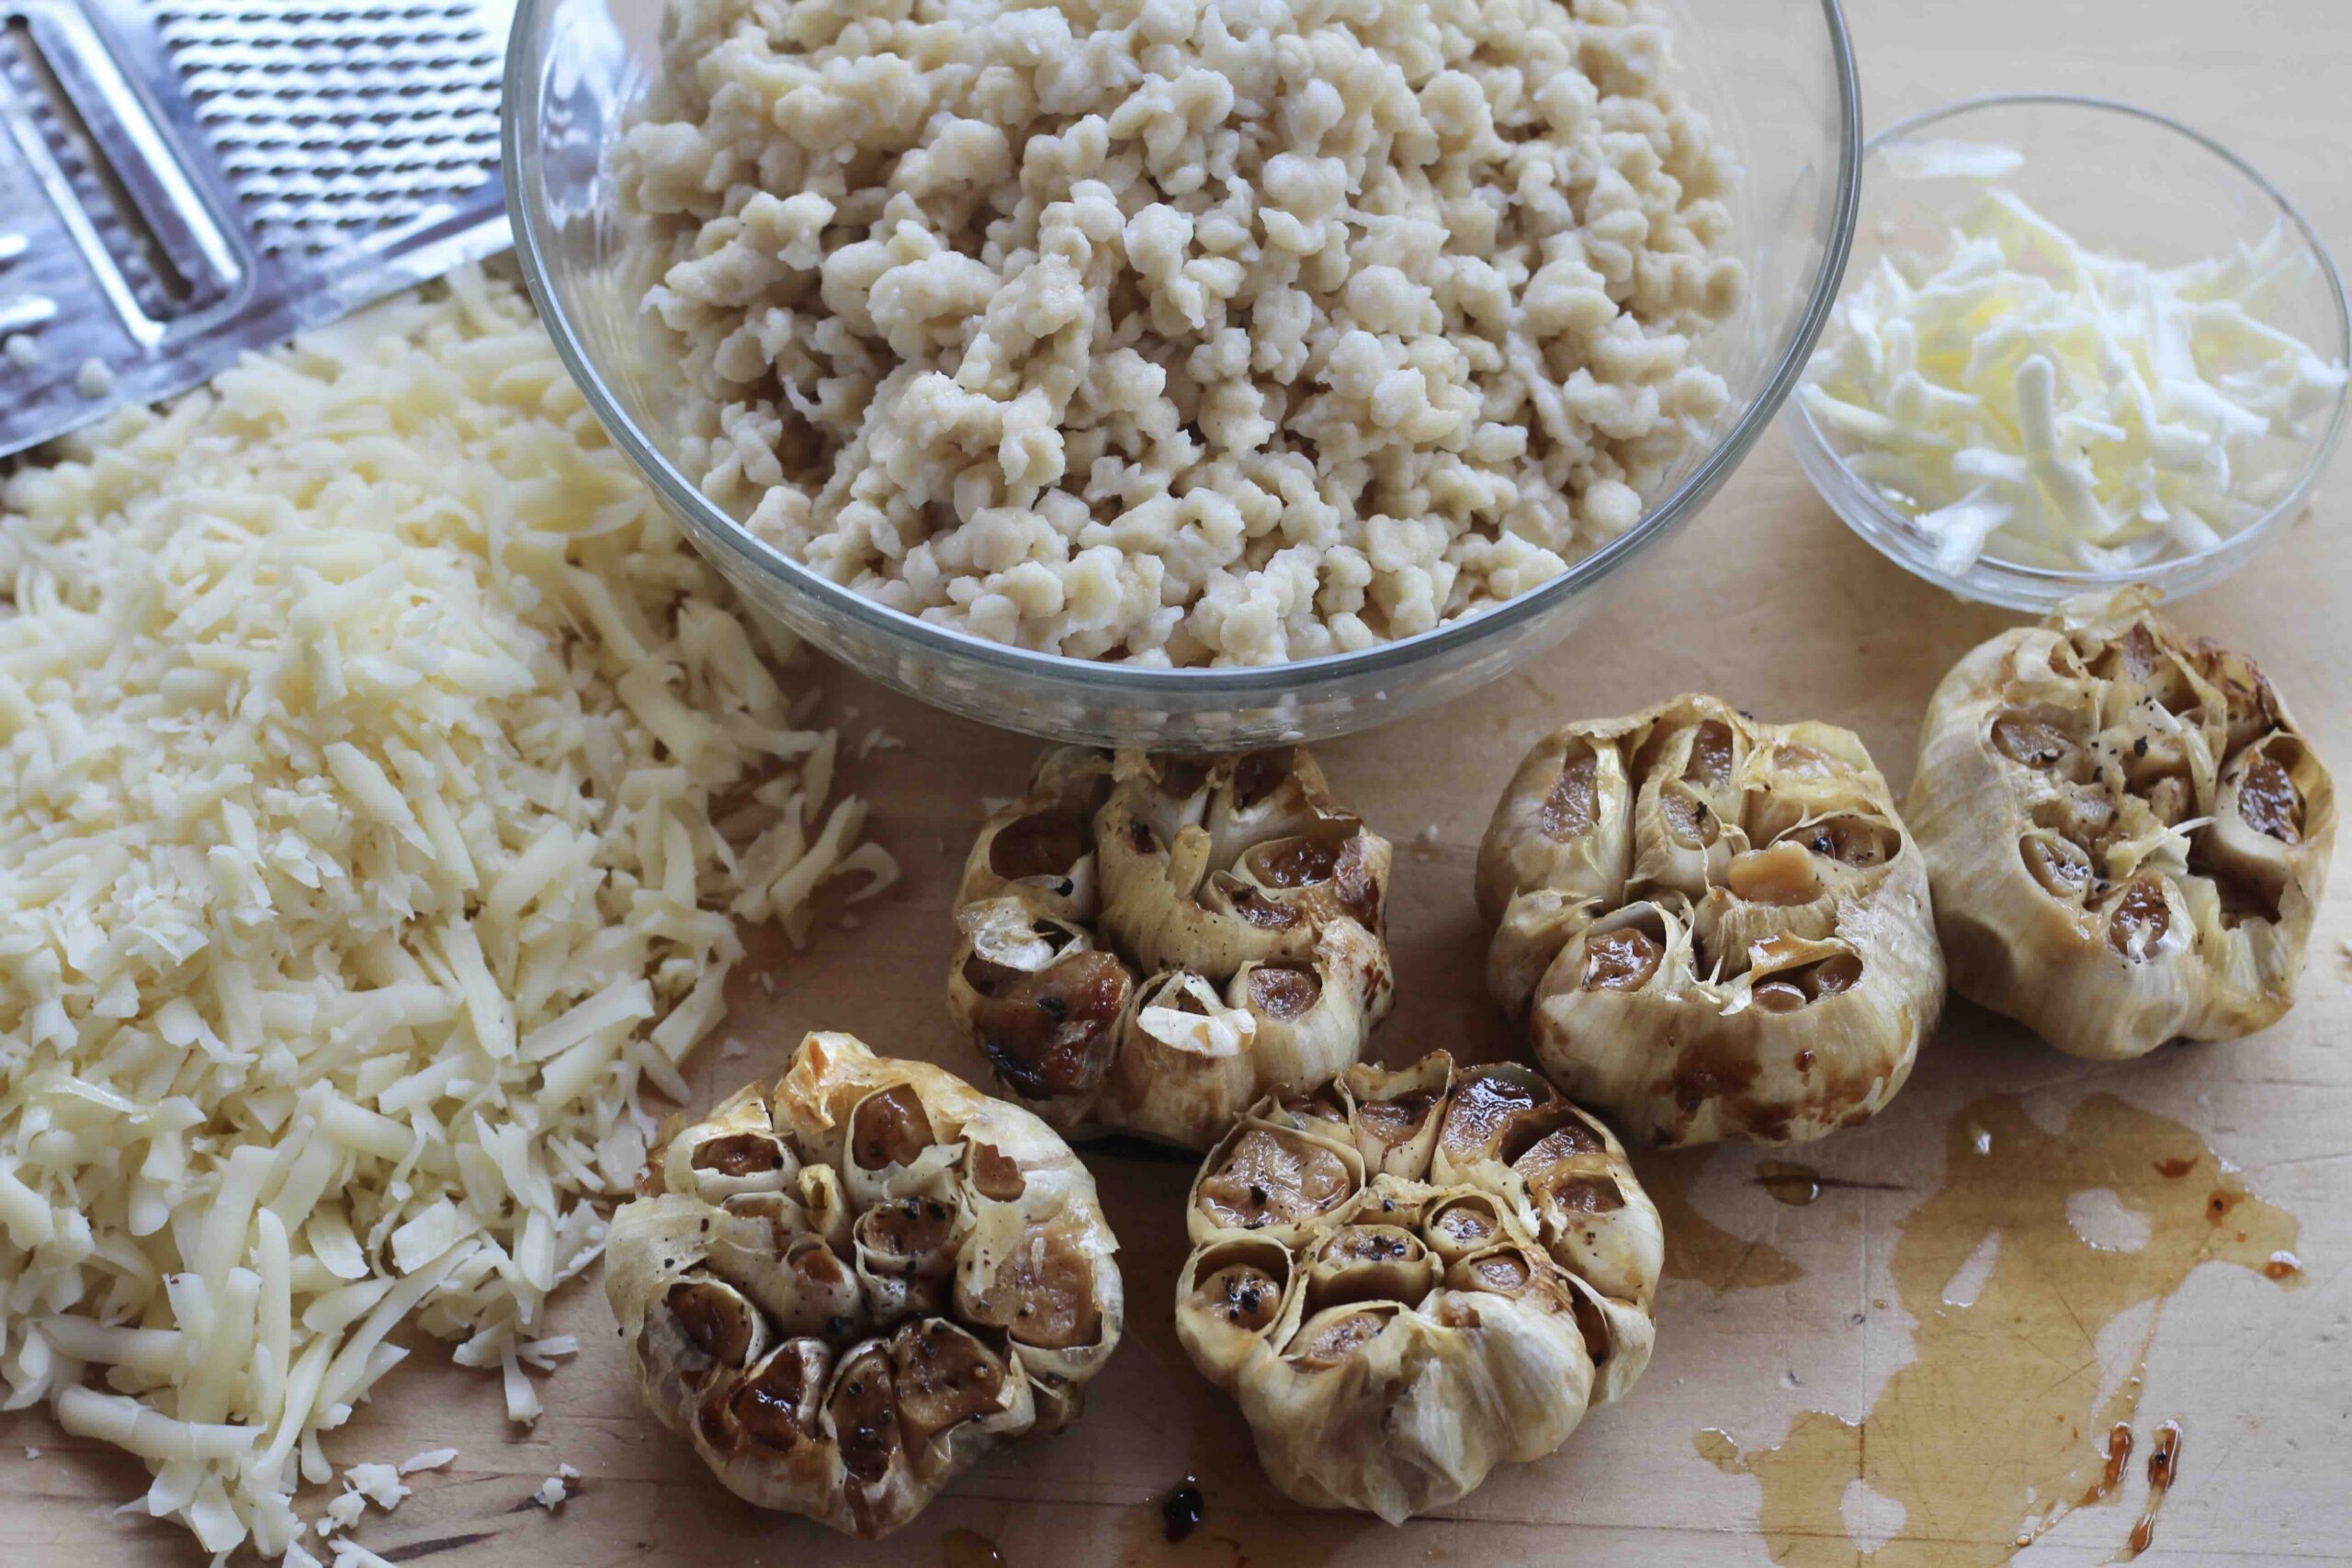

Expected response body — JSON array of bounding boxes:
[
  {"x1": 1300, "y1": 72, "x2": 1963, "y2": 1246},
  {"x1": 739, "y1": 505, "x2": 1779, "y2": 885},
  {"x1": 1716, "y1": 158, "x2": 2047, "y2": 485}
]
[
  {"x1": 1637, "y1": 1147, "x2": 1804, "y2": 1291},
  {"x1": 1696, "y1": 1092, "x2": 2301, "y2": 1564}
]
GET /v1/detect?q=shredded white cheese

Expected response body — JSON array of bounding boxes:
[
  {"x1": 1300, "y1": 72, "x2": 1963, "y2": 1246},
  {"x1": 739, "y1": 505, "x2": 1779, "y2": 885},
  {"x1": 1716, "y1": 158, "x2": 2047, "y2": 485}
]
[
  {"x1": 1803, "y1": 154, "x2": 2347, "y2": 574},
  {"x1": 0, "y1": 269, "x2": 898, "y2": 1561}
]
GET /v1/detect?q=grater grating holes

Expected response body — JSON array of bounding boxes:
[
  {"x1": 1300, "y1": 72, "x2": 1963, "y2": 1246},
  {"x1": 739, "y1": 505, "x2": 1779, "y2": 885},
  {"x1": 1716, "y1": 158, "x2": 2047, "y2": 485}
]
[{"x1": 148, "y1": 0, "x2": 503, "y2": 254}]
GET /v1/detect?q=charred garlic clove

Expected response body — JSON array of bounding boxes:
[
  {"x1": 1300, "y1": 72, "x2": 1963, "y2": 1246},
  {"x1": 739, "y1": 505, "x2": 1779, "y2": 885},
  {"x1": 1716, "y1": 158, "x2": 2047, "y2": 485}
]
[
  {"x1": 1478, "y1": 694, "x2": 1944, "y2": 1145},
  {"x1": 947, "y1": 900, "x2": 1134, "y2": 1110},
  {"x1": 604, "y1": 1032, "x2": 1124, "y2": 1539},
  {"x1": 951, "y1": 746, "x2": 1394, "y2": 1148},
  {"x1": 1910, "y1": 592, "x2": 2335, "y2": 1059},
  {"x1": 1173, "y1": 1055, "x2": 1659, "y2": 1523}
]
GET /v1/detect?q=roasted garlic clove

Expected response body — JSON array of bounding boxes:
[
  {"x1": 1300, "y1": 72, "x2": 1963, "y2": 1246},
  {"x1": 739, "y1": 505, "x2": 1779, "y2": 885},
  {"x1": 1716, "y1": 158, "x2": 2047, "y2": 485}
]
[
  {"x1": 1475, "y1": 732, "x2": 1634, "y2": 923},
  {"x1": 955, "y1": 746, "x2": 1114, "y2": 923},
  {"x1": 951, "y1": 746, "x2": 1394, "y2": 1148},
  {"x1": 1175, "y1": 1238, "x2": 1298, "y2": 1382},
  {"x1": 840, "y1": 1083, "x2": 961, "y2": 1211},
  {"x1": 1097, "y1": 970, "x2": 1261, "y2": 1150},
  {"x1": 662, "y1": 1081, "x2": 800, "y2": 1201},
  {"x1": 709, "y1": 1337, "x2": 831, "y2": 1458},
  {"x1": 954, "y1": 1196, "x2": 1118, "y2": 1423},
  {"x1": 1339, "y1": 1055, "x2": 1452, "y2": 1178},
  {"x1": 605, "y1": 1032, "x2": 1124, "y2": 1539},
  {"x1": 1227, "y1": 921, "x2": 1395, "y2": 1108},
  {"x1": 1909, "y1": 592, "x2": 2335, "y2": 1058},
  {"x1": 1483, "y1": 888, "x2": 1600, "y2": 1030},
  {"x1": 1480, "y1": 694, "x2": 1944, "y2": 1145},
  {"x1": 946, "y1": 899, "x2": 1133, "y2": 1115},
  {"x1": 1189, "y1": 1115, "x2": 1365, "y2": 1247},
  {"x1": 1174, "y1": 1055, "x2": 1660, "y2": 1522},
  {"x1": 1630, "y1": 727, "x2": 1743, "y2": 901},
  {"x1": 1216, "y1": 825, "x2": 1389, "y2": 940},
  {"x1": 852, "y1": 1194, "x2": 964, "y2": 1327},
  {"x1": 1301, "y1": 1224, "x2": 1440, "y2": 1310},
  {"x1": 1097, "y1": 749, "x2": 1386, "y2": 975}
]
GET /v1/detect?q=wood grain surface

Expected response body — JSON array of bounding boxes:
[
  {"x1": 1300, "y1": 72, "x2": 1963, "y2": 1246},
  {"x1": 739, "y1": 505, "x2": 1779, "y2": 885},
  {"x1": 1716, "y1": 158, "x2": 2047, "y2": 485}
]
[{"x1": 6, "y1": 1, "x2": 2350, "y2": 1562}]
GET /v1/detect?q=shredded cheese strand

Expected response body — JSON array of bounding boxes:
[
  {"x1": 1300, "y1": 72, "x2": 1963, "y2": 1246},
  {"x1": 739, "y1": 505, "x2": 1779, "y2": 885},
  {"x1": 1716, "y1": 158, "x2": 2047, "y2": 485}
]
[
  {"x1": 0, "y1": 269, "x2": 899, "y2": 1561},
  {"x1": 1804, "y1": 152, "x2": 2346, "y2": 574}
]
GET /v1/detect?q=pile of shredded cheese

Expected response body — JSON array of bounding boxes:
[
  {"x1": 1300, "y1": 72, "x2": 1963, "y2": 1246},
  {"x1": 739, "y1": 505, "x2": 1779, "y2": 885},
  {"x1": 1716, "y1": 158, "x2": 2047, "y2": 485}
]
[
  {"x1": 1802, "y1": 144, "x2": 2347, "y2": 574},
  {"x1": 0, "y1": 270, "x2": 895, "y2": 1562}
]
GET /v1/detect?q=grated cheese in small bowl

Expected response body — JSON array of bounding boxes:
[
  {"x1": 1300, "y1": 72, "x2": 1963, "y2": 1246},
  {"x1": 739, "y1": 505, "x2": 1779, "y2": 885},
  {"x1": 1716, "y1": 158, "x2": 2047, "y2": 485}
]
[{"x1": 1789, "y1": 96, "x2": 2349, "y2": 611}]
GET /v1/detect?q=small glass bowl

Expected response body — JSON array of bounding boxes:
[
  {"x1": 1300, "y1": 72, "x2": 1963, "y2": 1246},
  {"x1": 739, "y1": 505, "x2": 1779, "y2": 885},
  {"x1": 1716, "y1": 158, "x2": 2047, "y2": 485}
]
[
  {"x1": 1788, "y1": 94, "x2": 2351, "y2": 614},
  {"x1": 506, "y1": 0, "x2": 1861, "y2": 747}
]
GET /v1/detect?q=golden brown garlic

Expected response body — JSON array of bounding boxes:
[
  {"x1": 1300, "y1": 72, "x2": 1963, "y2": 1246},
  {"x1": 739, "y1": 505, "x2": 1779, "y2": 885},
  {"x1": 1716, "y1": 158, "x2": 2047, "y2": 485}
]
[
  {"x1": 1478, "y1": 694, "x2": 1943, "y2": 1145},
  {"x1": 950, "y1": 747, "x2": 1394, "y2": 1148},
  {"x1": 604, "y1": 1033, "x2": 1123, "y2": 1538},
  {"x1": 1175, "y1": 1056, "x2": 1660, "y2": 1522},
  {"x1": 1909, "y1": 592, "x2": 2335, "y2": 1058}
]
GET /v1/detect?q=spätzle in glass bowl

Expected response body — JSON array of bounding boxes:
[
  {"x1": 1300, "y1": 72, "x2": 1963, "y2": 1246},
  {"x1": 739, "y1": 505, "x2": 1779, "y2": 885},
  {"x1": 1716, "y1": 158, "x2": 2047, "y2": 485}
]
[{"x1": 507, "y1": 0, "x2": 1861, "y2": 747}]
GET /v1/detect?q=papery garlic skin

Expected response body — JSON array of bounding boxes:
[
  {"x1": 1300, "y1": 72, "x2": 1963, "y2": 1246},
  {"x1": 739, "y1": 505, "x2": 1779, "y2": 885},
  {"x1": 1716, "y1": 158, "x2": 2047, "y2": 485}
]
[
  {"x1": 1480, "y1": 694, "x2": 1943, "y2": 1145},
  {"x1": 1908, "y1": 591, "x2": 2334, "y2": 1059},
  {"x1": 1176, "y1": 1058, "x2": 1659, "y2": 1522},
  {"x1": 950, "y1": 748, "x2": 1394, "y2": 1149},
  {"x1": 605, "y1": 1033, "x2": 1123, "y2": 1538}
]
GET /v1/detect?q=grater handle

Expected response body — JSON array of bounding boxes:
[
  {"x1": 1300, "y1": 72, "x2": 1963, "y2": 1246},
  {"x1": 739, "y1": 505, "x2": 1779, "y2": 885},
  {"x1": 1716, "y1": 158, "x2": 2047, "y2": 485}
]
[{"x1": 8, "y1": 0, "x2": 243, "y2": 336}]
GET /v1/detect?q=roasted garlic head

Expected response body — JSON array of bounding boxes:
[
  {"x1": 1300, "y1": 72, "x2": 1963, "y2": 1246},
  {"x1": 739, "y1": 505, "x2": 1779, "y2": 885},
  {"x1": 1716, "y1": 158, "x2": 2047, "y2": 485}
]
[
  {"x1": 604, "y1": 1032, "x2": 1124, "y2": 1538},
  {"x1": 1477, "y1": 694, "x2": 1943, "y2": 1145},
  {"x1": 1909, "y1": 592, "x2": 2335, "y2": 1058},
  {"x1": 1176, "y1": 1055, "x2": 1660, "y2": 1522},
  {"x1": 950, "y1": 747, "x2": 1393, "y2": 1149}
]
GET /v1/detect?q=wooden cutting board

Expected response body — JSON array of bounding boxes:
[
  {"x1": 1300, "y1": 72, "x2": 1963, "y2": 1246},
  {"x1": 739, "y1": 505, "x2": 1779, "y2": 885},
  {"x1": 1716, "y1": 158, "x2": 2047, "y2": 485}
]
[{"x1": 6, "y1": 1, "x2": 2348, "y2": 1562}]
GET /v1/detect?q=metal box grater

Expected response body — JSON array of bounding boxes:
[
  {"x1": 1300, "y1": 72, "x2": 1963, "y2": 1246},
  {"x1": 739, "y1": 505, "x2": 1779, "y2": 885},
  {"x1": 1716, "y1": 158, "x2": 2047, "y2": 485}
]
[{"x1": 0, "y1": 0, "x2": 516, "y2": 457}]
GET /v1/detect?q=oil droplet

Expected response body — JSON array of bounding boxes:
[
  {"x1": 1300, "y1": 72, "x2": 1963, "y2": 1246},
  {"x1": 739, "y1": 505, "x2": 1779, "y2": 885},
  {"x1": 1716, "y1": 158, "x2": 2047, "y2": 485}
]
[
  {"x1": 2264, "y1": 1249, "x2": 2303, "y2": 1281},
  {"x1": 2152, "y1": 1156, "x2": 2196, "y2": 1179},
  {"x1": 1754, "y1": 1160, "x2": 1822, "y2": 1206},
  {"x1": 2076, "y1": 1422, "x2": 2132, "y2": 1507},
  {"x1": 1698, "y1": 1094, "x2": 2298, "y2": 1567},
  {"x1": 1636, "y1": 1148, "x2": 1803, "y2": 1290},
  {"x1": 2123, "y1": 1421, "x2": 2184, "y2": 1557},
  {"x1": 942, "y1": 1529, "x2": 1004, "y2": 1568},
  {"x1": 1160, "y1": 1475, "x2": 1205, "y2": 1542}
]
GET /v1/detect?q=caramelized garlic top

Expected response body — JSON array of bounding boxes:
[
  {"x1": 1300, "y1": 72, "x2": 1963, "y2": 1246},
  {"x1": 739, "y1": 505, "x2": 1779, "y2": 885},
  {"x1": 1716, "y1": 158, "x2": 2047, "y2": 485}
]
[
  {"x1": 1175, "y1": 1055, "x2": 1660, "y2": 1522},
  {"x1": 604, "y1": 1033, "x2": 1123, "y2": 1538},
  {"x1": 1478, "y1": 694, "x2": 1943, "y2": 1145},
  {"x1": 1909, "y1": 592, "x2": 2334, "y2": 1058},
  {"x1": 951, "y1": 747, "x2": 1393, "y2": 1148}
]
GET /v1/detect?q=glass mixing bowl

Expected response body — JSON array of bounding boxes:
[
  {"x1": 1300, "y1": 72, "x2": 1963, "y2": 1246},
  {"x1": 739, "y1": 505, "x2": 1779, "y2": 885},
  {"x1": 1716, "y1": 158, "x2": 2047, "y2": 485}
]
[
  {"x1": 1788, "y1": 95, "x2": 2351, "y2": 614},
  {"x1": 504, "y1": 0, "x2": 1860, "y2": 748}
]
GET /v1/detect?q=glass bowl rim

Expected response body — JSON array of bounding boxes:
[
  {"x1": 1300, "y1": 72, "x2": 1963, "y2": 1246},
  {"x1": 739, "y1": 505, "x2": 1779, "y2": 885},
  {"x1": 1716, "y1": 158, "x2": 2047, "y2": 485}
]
[
  {"x1": 1789, "y1": 90, "x2": 2352, "y2": 600},
  {"x1": 503, "y1": 0, "x2": 1864, "y2": 698}
]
